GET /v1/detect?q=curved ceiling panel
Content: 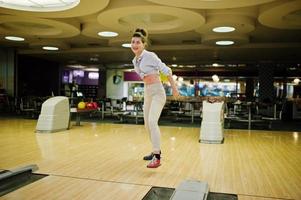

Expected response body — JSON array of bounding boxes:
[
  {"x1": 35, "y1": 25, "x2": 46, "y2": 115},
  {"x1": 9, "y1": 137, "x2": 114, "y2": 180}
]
[
  {"x1": 81, "y1": 22, "x2": 130, "y2": 39},
  {"x1": 97, "y1": 5, "x2": 205, "y2": 34},
  {"x1": 108, "y1": 38, "x2": 132, "y2": 47},
  {"x1": 259, "y1": 0, "x2": 301, "y2": 29},
  {"x1": 0, "y1": 0, "x2": 80, "y2": 12},
  {"x1": 146, "y1": 0, "x2": 275, "y2": 9},
  {"x1": 30, "y1": 40, "x2": 70, "y2": 50},
  {"x1": 202, "y1": 33, "x2": 249, "y2": 46},
  {"x1": 196, "y1": 15, "x2": 255, "y2": 34},
  {"x1": 0, "y1": 15, "x2": 80, "y2": 38},
  {"x1": 0, "y1": 0, "x2": 110, "y2": 18}
]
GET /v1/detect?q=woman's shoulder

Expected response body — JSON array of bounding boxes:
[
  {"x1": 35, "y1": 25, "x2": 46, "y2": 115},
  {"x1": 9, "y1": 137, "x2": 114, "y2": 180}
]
[{"x1": 144, "y1": 50, "x2": 158, "y2": 58}]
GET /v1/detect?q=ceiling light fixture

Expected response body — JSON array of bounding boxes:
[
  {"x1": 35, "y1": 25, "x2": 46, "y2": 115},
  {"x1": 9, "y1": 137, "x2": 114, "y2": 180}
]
[
  {"x1": 121, "y1": 43, "x2": 131, "y2": 48},
  {"x1": 67, "y1": 64, "x2": 85, "y2": 69},
  {"x1": 172, "y1": 75, "x2": 177, "y2": 81},
  {"x1": 89, "y1": 57, "x2": 99, "y2": 62},
  {"x1": 216, "y1": 41, "x2": 234, "y2": 46},
  {"x1": 293, "y1": 78, "x2": 300, "y2": 84},
  {"x1": 212, "y1": 74, "x2": 219, "y2": 82},
  {"x1": 85, "y1": 68, "x2": 99, "y2": 72},
  {"x1": 5, "y1": 36, "x2": 25, "y2": 41},
  {"x1": 213, "y1": 26, "x2": 235, "y2": 33},
  {"x1": 0, "y1": 0, "x2": 80, "y2": 12},
  {"x1": 98, "y1": 31, "x2": 118, "y2": 37},
  {"x1": 42, "y1": 46, "x2": 59, "y2": 51}
]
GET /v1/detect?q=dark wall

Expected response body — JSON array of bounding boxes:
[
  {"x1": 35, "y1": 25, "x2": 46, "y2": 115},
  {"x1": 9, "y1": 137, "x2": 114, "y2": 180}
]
[
  {"x1": 18, "y1": 55, "x2": 60, "y2": 97},
  {"x1": 245, "y1": 78, "x2": 255, "y2": 101},
  {"x1": 98, "y1": 69, "x2": 106, "y2": 98},
  {"x1": 258, "y1": 65, "x2": 275, "y2": 102}
]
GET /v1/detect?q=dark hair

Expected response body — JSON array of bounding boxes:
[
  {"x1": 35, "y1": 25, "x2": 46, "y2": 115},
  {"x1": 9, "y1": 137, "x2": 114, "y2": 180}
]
[{"x1": 132, "y1": 28, "x2": 148, "y2": 44}]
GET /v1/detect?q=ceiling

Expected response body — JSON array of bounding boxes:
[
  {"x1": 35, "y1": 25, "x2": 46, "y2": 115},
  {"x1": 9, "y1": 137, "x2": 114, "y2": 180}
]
[{"x1": 0, "y1": 0, "x2": 301, "y2": 68}]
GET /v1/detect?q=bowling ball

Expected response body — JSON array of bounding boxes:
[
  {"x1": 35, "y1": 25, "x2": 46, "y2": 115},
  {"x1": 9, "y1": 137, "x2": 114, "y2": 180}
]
[
  {"x1": 78, "y1": 101, "x2": 86, "y2": 109},
  {"x1": 92, "y1": 102, "x2": 98, "y2": 109},
  {"x1": 160, "y1": 72, "x2": 168, "y2": 83},
  {"x1": 86, "y1": 102, "x2": 94, "y2": 109}
]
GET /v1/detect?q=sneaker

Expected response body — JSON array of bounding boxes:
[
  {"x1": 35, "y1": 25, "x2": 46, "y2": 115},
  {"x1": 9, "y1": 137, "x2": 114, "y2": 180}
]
[
  {"x1": 143, "y1": 151, "x2": 161, "y2": 161},
  {"x1": 143, "y1": 153, "x2": 154, "y2": 160},
  {"x1": 147, "y1": 156, "x2": 161, "y2": 168}
]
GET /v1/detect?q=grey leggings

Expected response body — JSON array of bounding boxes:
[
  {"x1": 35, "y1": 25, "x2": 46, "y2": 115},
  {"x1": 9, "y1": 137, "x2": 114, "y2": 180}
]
[{"x1": 144, "y1": 83, "x2": 166, "y2": 152}]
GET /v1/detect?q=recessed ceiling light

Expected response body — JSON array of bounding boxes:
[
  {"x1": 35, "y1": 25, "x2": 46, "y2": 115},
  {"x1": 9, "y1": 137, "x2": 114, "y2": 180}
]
[
  {"x1": 172, "y1": 75, "x2": 177, "y2": 80},
  {"x1": 212, "y1": 74, "x2": 219, "y2": 82},
  {"x1": 213, "y1": 26, "x2": 235, "y2": 33},
  {"x1": 98, "y1": 31, "x2": 118, "y2": 37},
  {"x1": 0, "y1": 0, "x2": 80, "y2": 12},
  {"x1": 121, "y1": 43, "x2": 131, "y2": 48},
  {"x1": 89, "y1": 57, "x2": 99, "y2": 62},
  {"x1": 5, "y1": 36, "x2": 25, "y2": 41},
  {"x1": 293, "y1": 78, "x2": 300, "y2": 84},
  {"x1": 212, "y1": 63, "x2": 219, "y2": 67},
  {"x1": 171, "y1": 64, "x2": 178, "y2": 67},
  {"x1": 216, "y1": 41, "x2": 234, "y2": 46},
  {"x1": 67, "y1": 64, "x2": 85, "y2": 69},
  {"x1": 85, "y1": 68, "x2": 99, "y2": 72},
  {"x1": 42, "y1": 46, "x2": 59, "y2": 51}
]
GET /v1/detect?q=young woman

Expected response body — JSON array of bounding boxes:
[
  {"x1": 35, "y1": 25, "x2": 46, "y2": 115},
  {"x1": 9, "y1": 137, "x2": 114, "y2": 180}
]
[{"x1": 131, "y1": 28, "x2": 179, "y2": 168}]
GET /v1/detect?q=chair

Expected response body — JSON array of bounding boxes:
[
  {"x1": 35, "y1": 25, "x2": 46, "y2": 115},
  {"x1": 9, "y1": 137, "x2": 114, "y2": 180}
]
[
  {"x1": 257, "y1": 99, "x2": 285, "y2": 128},
  {"x1": 199, "y1": 99, "x2": 224, "y2": 144},
  {"x1": 99, "y1": 98, "x2": 113, "y2": 119},
  {"x1": 20, "y1": 96, "x2": 38, "y2": 118}
]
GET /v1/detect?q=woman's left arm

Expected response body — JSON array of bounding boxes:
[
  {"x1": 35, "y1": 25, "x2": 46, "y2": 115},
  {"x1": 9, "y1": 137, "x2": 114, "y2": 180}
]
[{"x1": 167, "y1": 72, "x2": 179, "y2": 97}]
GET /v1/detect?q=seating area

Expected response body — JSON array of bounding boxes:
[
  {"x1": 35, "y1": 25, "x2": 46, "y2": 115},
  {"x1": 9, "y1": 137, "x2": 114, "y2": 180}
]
[{"x1": 1, "y1": 95, "x2": 300, "y2": 132}]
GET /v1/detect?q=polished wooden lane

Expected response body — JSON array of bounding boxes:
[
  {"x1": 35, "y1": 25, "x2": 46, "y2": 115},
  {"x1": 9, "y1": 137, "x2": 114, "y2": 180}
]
[
  {"x1": 0, "y1": 175, "x2": 151, "y2": 200},
  {"x1": 0, "y1": 118, "x2": 300, "y2": 200}
]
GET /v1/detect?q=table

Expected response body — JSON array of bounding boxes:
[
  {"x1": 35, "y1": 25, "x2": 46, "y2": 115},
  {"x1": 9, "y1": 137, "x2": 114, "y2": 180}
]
[
  {"x1": 167, "y1": 98, "x2": 203, "y2": 123},
  {"x1": 70, "y1": 108, "x2": 98, "y2": 126},
  {"x1": 228, "y1": 102, "x2": 264, "y2": 130}
]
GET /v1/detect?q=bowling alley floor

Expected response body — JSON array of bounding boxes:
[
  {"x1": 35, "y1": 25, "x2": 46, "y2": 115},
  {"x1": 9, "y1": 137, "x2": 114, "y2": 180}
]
[{"x1": 0, "y1": 117, "x2": 300, "y2": 200}]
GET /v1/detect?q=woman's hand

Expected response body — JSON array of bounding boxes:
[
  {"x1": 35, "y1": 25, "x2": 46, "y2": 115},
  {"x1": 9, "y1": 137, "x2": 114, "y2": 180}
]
[
  {"x1": 167, "y1": 73, "x2": 180, "y2": 99},
  {"x1": 173, "y1": 88, "x2": 180, "y2": 99}
]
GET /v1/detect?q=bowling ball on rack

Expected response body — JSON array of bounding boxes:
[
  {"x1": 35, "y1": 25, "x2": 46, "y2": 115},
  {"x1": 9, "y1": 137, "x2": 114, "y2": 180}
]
[
  {"x1": 92, "y1": 102, "x2": 98, "y2": 109},
  {"x1": 160, "y1": 72, "x2": 168, "y2": 83},
  {"x1": 78, "y1": 101, "x2": 86, "y2": 109},
  {"x1": 86, "y1": 102, "x2": 94, "y2": 109}
]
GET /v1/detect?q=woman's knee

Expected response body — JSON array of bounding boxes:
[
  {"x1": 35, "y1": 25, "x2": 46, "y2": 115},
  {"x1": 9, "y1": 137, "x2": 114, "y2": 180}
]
[{"x1": 148, "y1": 118, "x2": 158, "y2": 127}]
